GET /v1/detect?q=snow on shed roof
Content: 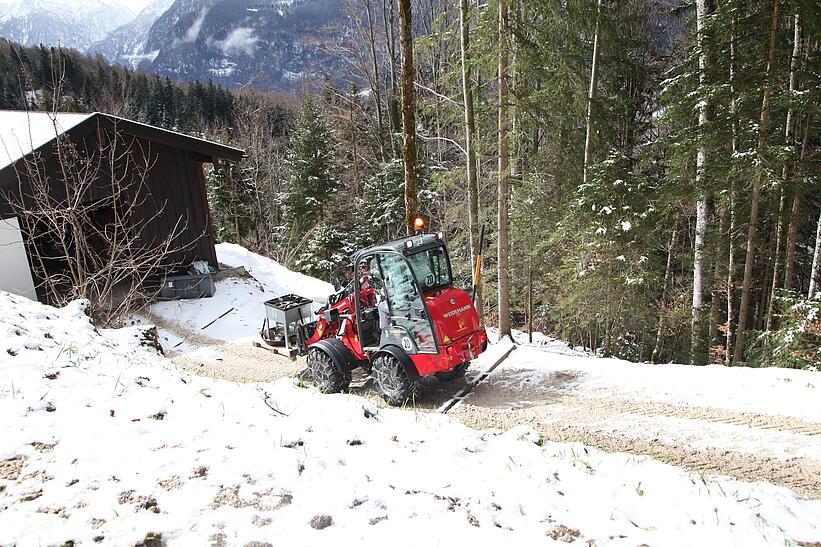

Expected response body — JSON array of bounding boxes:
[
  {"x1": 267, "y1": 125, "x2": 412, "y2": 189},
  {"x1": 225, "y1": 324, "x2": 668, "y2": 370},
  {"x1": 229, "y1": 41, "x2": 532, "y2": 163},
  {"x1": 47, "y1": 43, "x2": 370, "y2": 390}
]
[
  {"x1": 0, "y1": 110, "x2": 244, "y2": 172},
  {"x1": 0, "y1": 110, "x2": 94, "y2": 171}
]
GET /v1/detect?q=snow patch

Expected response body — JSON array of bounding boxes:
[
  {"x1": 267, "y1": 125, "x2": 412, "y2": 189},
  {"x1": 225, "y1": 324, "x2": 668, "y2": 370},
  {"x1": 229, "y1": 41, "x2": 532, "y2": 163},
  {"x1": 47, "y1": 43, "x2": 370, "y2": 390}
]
[
  {"x1": 0, "y1": 110, "x2": 94, "y2": 171},
  {"x1": 178, "y1": 8, "x2": 207, "y2": 44},
  {"x1": 499, "y1": 331, "x2": 821, "y2": 422},
  {"x1": 217, "y1": 27, "x2": 257, "y2": 56},
  {"x1": 122, "y1": 49, "x2": 160, "y2": 69}
]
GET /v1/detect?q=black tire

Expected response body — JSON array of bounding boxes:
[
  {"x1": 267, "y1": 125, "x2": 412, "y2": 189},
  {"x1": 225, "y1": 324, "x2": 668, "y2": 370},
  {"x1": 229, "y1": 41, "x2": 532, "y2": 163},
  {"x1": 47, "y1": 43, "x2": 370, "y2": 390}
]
[
  {"x1": 371, "y1": 353, "x2": 419, "y2": 407},
  {"x1": 308, "y1": 348, "x2": 350, "y2": 394},
  {"x1": 434, "y1": 362, "x2": 469, "y2": 381}
]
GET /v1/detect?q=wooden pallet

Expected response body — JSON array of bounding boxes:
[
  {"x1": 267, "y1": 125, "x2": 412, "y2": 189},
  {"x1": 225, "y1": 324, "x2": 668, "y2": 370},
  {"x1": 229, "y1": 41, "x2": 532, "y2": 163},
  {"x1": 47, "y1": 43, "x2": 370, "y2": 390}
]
[{"x1": 252, "y1": 340, "x2": 300, "y2": 361}]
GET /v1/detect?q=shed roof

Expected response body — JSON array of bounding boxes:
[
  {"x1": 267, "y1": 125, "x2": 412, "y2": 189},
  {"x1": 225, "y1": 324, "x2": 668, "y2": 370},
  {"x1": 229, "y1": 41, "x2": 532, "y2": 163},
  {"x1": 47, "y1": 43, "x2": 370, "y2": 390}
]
[
  {"x1": 0, "y1": 110, "x2": 93, "y2": 171},
  {"x1": 0, "y1": 110, "x2": 244, "y2": 172}
]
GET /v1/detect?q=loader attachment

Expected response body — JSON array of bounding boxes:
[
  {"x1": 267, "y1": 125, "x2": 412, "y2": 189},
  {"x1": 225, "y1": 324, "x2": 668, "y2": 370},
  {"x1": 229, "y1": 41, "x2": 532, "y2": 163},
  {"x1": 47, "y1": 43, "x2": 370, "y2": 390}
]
[{"x1": 260, "y1": 294, "x2": 316, "y2": 358}]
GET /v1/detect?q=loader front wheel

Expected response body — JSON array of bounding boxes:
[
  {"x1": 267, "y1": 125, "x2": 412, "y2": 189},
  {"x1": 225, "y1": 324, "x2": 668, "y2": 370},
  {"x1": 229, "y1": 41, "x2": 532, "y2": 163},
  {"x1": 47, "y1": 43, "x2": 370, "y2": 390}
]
[
  {"x1": 308, "y1": 348, "x2": 350, "y2": 394},
  {"x1": 372, "y1": 353, "x2": 418, "y2": 407}
]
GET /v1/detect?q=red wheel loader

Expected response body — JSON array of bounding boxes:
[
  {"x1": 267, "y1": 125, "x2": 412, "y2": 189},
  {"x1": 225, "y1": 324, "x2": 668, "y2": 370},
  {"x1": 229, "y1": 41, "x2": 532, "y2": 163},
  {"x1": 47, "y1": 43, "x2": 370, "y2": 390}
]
[{"x1": 261, "y1": 232, "x2": 488, "y2": 406}]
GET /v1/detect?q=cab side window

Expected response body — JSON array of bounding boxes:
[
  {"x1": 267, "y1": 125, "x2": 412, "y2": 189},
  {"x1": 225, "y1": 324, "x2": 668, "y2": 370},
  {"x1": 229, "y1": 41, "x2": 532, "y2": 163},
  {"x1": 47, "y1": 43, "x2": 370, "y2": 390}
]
[
  {"x1": 378, "y1": 252, "x2": 436, "y2": 352},
  {"x1": 379, "y1": 253, "x2": 418, "y2": 312}
]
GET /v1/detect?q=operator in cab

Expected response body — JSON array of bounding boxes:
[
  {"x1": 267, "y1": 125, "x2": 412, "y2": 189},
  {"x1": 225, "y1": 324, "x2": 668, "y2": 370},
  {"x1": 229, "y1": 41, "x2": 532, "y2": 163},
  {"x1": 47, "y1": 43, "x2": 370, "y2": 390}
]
[{"x1": 357, "y1": 260, "x2": 377, "y2": 307}]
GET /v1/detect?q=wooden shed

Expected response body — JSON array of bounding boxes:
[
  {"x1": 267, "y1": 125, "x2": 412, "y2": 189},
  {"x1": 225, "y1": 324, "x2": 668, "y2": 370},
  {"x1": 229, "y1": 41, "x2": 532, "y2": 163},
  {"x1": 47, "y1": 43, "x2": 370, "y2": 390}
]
[{"x1": 0, "y1": 110, "x2": 244, "y2": 303}]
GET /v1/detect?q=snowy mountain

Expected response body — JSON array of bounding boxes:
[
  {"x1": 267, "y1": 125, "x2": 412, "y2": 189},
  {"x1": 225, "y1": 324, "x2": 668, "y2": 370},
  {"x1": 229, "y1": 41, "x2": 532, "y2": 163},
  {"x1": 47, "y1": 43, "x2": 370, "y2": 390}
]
[
  {"x1": 0, "y1": 0, "x2": 134, "y2": 51},
  {"x1": 138, "y1": 0, "x2": 345, "y2": 90},
  {"x1": 2, "y1": 0, "x2": 345, "y2": 90},
  {"x1": 87, "y1": 0, "x2": 176, "y2": 69}
]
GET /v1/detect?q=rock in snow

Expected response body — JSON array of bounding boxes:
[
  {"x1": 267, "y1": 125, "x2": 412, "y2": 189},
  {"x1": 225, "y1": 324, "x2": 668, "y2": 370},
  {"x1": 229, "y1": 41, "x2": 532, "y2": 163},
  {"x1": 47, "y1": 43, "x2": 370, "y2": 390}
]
[{"x1": 1, "y1": 289, "x2": 820, "y2": 545}]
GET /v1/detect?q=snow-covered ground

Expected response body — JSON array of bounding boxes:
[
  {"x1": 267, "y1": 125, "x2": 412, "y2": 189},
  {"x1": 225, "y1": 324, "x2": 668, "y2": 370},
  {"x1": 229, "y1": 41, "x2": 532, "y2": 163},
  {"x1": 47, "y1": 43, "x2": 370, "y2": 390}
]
[
  {"x1": 494, "y1": 330, "x2": 820, "y2": 422},
  {"x1": 137, "y1": 246, "x2": 820, "y2": 497},
  {"x1": 446, "y1": 330, "x2": 821, "y2": 499},
  {"x1": 2, "y1": 291, "x2": 821, "y2": 546}
]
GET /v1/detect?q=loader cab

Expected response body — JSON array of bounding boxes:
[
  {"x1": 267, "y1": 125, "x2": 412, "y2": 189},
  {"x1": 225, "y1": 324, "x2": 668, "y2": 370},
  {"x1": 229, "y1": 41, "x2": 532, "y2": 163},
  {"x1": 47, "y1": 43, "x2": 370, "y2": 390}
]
[{"x1": 353, "y1": 234, "x2": 452, "y2": 355}]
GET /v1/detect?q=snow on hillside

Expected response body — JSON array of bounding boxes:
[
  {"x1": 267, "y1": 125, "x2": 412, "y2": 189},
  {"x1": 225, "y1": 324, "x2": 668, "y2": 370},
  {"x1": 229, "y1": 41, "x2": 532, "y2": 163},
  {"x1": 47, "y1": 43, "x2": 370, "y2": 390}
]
[
  {"x1": 145, "y1": 243, "x2": 333, "y2": 349},
  {"x1": 0, "y1": 0, "x2": 134, "y2": 51},
  {"x1": 88, "y1": 0, "x2": 175, "y2": 68},
  {"x1": 217, "y1": 243, "x2": 332, "y2": 304},
  {"x1": 1, "y1": 291, "x2": 821, "y2": 546},
  {"x1": 494, "y1": 330, "x2": 821, "y2": 422}
]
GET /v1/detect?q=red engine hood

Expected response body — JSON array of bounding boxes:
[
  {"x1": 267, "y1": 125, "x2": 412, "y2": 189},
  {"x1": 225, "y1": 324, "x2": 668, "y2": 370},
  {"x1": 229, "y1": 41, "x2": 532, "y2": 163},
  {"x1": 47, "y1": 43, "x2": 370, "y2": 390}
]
[{"x1": 424, "y1": 287, "x2": 482, "y2": 345}]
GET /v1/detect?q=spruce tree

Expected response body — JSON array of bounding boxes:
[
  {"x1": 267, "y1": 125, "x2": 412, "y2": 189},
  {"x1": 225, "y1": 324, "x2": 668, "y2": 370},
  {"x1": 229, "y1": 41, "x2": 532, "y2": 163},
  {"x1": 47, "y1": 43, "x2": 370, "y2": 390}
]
[
  {"x1": 282, "y1": 96, "x2": 342, "y2": 272},
  {"x1": 208, "y1": 160, "x2": 257, "y2": 243}
]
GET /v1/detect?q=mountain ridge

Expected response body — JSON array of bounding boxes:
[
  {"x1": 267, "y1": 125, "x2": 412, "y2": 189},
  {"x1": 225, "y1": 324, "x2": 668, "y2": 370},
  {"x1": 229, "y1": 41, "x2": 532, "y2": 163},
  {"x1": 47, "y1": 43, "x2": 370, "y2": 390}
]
[
  {"x1": 0, "y1": 0, "x2": 135, "y2": 51},
  {"x1": 0, "y1": 0, "x2": 347, "y2": 91}
]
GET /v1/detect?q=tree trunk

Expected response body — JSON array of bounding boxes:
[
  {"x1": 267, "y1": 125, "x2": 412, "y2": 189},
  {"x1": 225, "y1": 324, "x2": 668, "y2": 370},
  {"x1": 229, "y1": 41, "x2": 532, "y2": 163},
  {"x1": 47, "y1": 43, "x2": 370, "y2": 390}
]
[
  {"x1": 582, "y1": 0, "x2": 603, "y2": 185},
  {"x1": 784, "y1": 193, "x2": 803, "y2": 290},
  {"x1": 459, "y1": 0, "x2": 483, "y2": 323},
  {"x1": 733, "y1": 0, "x2": 779, "y2": 364},
  {"x1": 398, "y1": 0, "x2": 418, "y2": 234},
  {"x1": 726, "y1": 16, "x2": 739, "y2": 365},
  {"x1": 809, "y1": 211, "x2": 821, "y2": 299},
  {"x1": 757, "y1": 234, "x2": 775, "y2": 331},
  {"x1": 382, "y1": 0, "x2": 397, "y2": 93},
  {"x1": 382, "y1": 0, "x2": 400, "y2": 157},
  {"x1": 710, "y1": 207, "x2": 727, "y2": 344},
  {"x1": 692, "y1": 199, "x2": 711, "y2": 365},
  {"x1": 497, "y1": 0, "x2": 512, "y2": 338},
  {"x1": 652, "y1": 217, "x2": 679, "y2": 364},
  {"x1": 364, "y1": 0, "x2": 387, "y2": 162},
  {"x1": 604, "y1": 263, "x2": 612, "y2": 356},
  {"x1": 528, "y1": 217, "x2": 534, "y2": 344},
  {"x1": 691, "y1": 0, "x2": 711, "y2": 366},
  {"x1": 766, "y1": 189, "x2": 788, "y2": 330},
  {"x1": 510, "y1": 2, "x2": 521, "y2": 179},
  {"x1": 785, "y1": 115, "x2": 812, "y2": 290},
  {"x1": 349, "y1": 86, "x2": 361, "y2": 195},
  {"x1": 782, "y1": 13, "x2": 803, "y2": 291}
]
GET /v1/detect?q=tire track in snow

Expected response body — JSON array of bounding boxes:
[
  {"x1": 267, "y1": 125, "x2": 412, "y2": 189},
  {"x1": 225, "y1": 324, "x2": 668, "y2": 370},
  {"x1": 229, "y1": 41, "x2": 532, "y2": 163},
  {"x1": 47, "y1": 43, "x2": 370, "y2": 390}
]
[
  {"x1": 543, "y1": 393, "x2": 821, "y2": 438},
  {"x1": 448, "y1": 373, "x2": 821, "y2": 499}
]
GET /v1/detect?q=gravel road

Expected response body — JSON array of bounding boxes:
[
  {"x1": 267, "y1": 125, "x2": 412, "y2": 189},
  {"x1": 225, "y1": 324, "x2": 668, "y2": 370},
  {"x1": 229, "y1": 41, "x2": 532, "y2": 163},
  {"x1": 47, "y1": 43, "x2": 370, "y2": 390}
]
[{"x1": 144, "y1": 310, "x2": 303, "y2": 383}]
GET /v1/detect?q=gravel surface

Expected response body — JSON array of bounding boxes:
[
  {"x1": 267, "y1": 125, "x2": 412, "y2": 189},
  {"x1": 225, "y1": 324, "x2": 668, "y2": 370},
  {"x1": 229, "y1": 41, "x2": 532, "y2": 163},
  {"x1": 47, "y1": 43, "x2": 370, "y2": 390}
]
[
  {"x1": 144, "y1": 310, "x2": 303, "y2": 383},
  {"x1": 170, "y1": 341, "x2": 304, "y2": 383}
]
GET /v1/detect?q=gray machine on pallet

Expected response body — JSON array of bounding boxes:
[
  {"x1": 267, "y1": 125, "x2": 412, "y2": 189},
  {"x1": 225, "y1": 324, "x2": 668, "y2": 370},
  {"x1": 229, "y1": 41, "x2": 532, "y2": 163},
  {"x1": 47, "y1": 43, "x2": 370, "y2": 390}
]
[
  {"x1": 260, "y1": 294, "x2": 315, "y2": 358},
  {"x1": 160, "y1": 273, "x2": 215, "y2": 299},
  {"x1": 160, "y1": 260, "x2": 216, "y2": 299}
]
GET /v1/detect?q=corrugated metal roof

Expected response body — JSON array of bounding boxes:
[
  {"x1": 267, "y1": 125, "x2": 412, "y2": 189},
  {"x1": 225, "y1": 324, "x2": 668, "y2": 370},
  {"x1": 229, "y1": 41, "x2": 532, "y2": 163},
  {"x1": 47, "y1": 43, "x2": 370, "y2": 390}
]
[{"x1": 0, "y1": 110, "x2": 94, "y2": 171}]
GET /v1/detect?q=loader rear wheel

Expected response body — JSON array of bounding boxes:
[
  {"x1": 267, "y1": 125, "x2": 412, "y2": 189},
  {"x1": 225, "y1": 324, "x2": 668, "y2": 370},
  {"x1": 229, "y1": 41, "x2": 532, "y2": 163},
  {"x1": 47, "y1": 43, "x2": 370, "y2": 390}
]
[
  {"x1": 308, "y1": 348, "x2": 350, "y2": 394},
  {"x1": 372, "y1": 353, "x2": 419, "y2": 407},
  {"x1": 434, "y1": 362, "x2": 469, "y2": 381}
]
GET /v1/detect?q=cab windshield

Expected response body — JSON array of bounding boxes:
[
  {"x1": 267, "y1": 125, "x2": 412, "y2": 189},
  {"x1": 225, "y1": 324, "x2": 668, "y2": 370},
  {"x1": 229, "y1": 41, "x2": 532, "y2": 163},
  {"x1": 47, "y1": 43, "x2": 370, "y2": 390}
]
[{"x1": 406, "y1": 245, "x2": 452, "y2": 291}]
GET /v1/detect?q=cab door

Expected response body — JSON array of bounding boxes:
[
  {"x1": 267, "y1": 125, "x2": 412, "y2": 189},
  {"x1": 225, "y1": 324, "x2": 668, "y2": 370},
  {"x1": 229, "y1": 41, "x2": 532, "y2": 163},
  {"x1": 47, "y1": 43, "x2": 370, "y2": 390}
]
[{"x1": 377, "y1": 251, "x2": 437, "y2": 354}]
